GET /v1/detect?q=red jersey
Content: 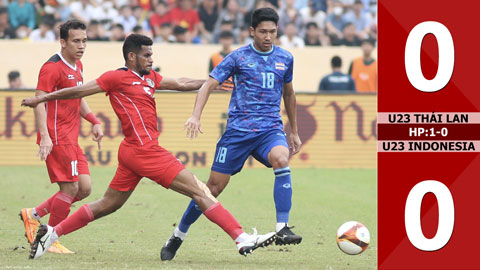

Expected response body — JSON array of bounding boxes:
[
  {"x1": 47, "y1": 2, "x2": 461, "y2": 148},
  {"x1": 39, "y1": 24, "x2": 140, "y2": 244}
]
[
  {"x1": 36, "y1": 53, "x2": 83, "y2": 145},
  {"x1": 96, "y1": 68, "x2": 163, "y2": 146},
  {"x1": 170, "y1": 7, "x2": 200, "y2": 32}
]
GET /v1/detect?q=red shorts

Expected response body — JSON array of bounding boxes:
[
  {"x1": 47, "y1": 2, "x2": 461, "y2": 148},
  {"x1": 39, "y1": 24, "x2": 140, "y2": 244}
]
[
  {"x1": 45, "y1": 144, "x2": 90, "y2": 183},
  {"x1": 109, "y1": 140, "x2": 185, "y2": 191}
]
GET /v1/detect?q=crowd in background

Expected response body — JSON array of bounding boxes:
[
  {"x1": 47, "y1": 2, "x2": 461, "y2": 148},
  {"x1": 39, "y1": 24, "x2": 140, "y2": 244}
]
[{"x1": 0, "y1": 0, "x2": 377, "y2": 47}]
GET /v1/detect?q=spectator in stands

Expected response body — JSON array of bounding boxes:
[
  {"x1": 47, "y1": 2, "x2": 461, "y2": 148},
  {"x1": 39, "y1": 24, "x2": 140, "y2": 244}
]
[
  {"x1": 349, "y1": 38, "x2": 377, "y2": 92},
  {"x1": 70, "y1": 0, "x2": 95, "y2": 24},
  {"x1": 87, "y1": 20, "x2": 109, "y2": 41},
  {"x1": 91, "y1": 0, "x2": 118, "y2": 30},
  {"x1": 15, "y1": 24, "x2": 29, "y2": 40},
  {"x1": 109, "y1": 23, "x2": 126, "y2": 41},
  {"x1": 244, "y1": 0, "x2": 275, "y2": 27},
  {"x1": 278, "y1": 0, "x2": 305, "y2": 38},
  {"x1": 299, "y1": 0, "x2": 327, "y2": 30},
  {"x1": 0, "y1": 7, "x2": 15, "y2": 39},
  {"x1": 170, "y1": 0, "x2": 201, "y2": 42},
  {"x1": 214, "y1": 0, "x2": 243, "y2": 41},
  {"x1": 150, "y1": 1, "x2": 171, "y2": 38},
  {"x1": 198, "y1": 0, "x2": 218, "y2": 43},
  {"x1": 132, "y1": 5, "x2": 151, "y2": 32},
  {"x1": 29, "y1": 16, "x2": 56, "y2": 42},
  {"x1": 172, "y1": 25, "x2": 188, "y2": 43},
  {"x1": 333, "y1": 22, "x2": 360, "y2": 46},
  {"x1": 52, "y1": 19, "x2": 63, "y2": 40},
  {"x1": 238, "y1": 25, "x2": 252, "y2": 45},
  {"x1": 319, "y1": 55, "x2": 355, "y2": 92},
  {"x1": 279, "y1": 22, "x2": 304, "y2": 48},
  {"x1": 8, "y1": 70, "x2": 23, "y2": 89},
  {"x1": 343, "y1": 0, "x2": 371, "y2": 40},
  {"x1": 304, "y1": 22, "x2": 330, "y2": 46},
  {"x1": 213, "y1": 18, "x2": 236, "y2": 43},
  {"x1": 325, "y1": 0, "x2": 347, "y2": 43},
  {"x1": 8, "y1": 0, "x2": 35, "y2": 32},
  {"x1": 115, "y1": 5, "x2": 137, "y2": 34},
  {"x1": 155, "y1": 22, "x2": 175, "y2": 43},
  {"x1": 237, "y1": 0, "x2": 256, "y2": 17},
  {"x1": 209, "y1": 30, "x2": 234, "y2": 72}
]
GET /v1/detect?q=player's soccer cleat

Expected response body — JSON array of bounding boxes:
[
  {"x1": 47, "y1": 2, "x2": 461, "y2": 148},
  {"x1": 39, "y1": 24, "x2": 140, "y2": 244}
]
[
  {"x1": 275, "y1": 225, "x2": 302, "y2": 245},
  {"x1": 29, "y1": 225, "x2": 54, "y2": 259},
  {"x1": 160, "y1": 235, "x2": 183, "y2": 261},
  {"x1": 237, "y1": 229, "x2": 276, "y2": 256},
  {"x1": 47, "y1": 241, "x2": 74, "y2": 254},
  {"x1": 19, "y1": 208, "x2": 40, "y2": 245}
]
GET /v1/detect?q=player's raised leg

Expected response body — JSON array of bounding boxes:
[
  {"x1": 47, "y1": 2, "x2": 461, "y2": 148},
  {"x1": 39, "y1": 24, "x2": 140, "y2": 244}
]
[
  {"x1": 161, "y1": 171, "x2": 231, "y2": 261},
  {"x1": 268, "y1": 145, "x2": 302, "y2": 245},
  {"x1": 30, "y1": 187, "x2": 132, "y2": 259},
  {"x1": 168, "y1": 169, "x2": 276, "y2": 257}
]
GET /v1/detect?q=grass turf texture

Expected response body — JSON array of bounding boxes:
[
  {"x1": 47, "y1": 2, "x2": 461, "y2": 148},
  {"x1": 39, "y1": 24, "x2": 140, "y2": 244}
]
[{"x1": 0, "y1": 166, "x2": 376, "y2": 269}]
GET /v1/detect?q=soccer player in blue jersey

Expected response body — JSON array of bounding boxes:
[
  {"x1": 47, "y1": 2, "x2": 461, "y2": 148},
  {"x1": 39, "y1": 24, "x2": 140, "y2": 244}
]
[{"x1": 161, "y1": 7, "x2": 302, "y2": 261}]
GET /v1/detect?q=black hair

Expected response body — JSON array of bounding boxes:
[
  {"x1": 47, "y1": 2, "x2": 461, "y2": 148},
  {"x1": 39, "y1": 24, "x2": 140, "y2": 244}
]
[
  {"x1": 59, "y1": 19, "x2": 86, "y2": 40},
  {"x1": 342, "y1": 22, "x2": 354, "y2": 30},
  {"x1": 8, "y1": 70, "x2": 20, "y2": 82},
  {"x1": 361, "y1": 38, "x2": 375, "y2": 46},
  {"x1": 0, "y1": 7, "x2": 7, "y2": 15},
  {"x1": 173, "y1": 25, "x2": 187, "y2": 35},
  {"x1": 219, "y1": 30, "x2": 234, "y2": 39},
  {"x1": 111, "y1": 23, "x2": 125, "y2": 31},
  {"x1": 331, "y1": 56, "x2": 342, "y2": 68},
  {"x1": 160, "y1": 22, "x2": 171, "y2": 28},
  {"x1": 251, "y1": 7, "x2": 279, "y2": 29},
  {"x1": 132, "y1": 25, "x2": 143, "y2": 33},
  {"x1": 122, "y1": 34, "x2": 153, "y2": 61},
  {"x1": 306, "y1": 22, "x2": 318, "y2": 29}
]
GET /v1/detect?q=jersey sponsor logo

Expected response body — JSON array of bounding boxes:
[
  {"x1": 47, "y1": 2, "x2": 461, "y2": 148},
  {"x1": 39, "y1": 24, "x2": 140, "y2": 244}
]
[
  {"x1": 143, "y1": 87, "x2": 153, "y2": 97},
  {"x1": 67, "y1": 74, "x2": 75, "y2": 80},
  {"x1": 146, "y1": 78, "x2": 155, "y2": 88},
  {"x1": 132, "y1": 81, "x2": 141, "y2": 85},
  {"x1": 275, "y1": 62, "x2": 285, "y2": 70}
]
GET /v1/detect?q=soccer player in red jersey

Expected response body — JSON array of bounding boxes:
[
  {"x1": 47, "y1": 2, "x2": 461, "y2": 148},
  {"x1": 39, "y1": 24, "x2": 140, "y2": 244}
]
[
  {"x1": 19, "y1": 19, "x2": 103, "y2": 254},
  {"x1": 22, "y1": 34, "x2": 276, "y2": 260}
]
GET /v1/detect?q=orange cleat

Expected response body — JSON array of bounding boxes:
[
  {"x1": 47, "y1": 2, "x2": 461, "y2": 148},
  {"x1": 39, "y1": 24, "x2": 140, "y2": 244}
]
[
  {"x1": 19, "y1": 208, "x2": 40, "y2": 245},
  {"x1": 47, "y1": 241, "x2": 75, "y2": 254}
]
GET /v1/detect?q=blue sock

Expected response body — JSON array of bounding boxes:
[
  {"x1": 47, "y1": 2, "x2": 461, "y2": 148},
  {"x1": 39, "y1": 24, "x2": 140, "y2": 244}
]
[
  {"x1": 178, "y1": 199, "x2": 203, "y2": 233},
  {"x1": 273, "y1": 167, "x2": 292, "y2": 223}
]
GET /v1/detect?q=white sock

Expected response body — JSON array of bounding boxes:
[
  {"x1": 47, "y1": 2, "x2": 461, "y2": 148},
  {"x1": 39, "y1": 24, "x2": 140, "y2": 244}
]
[
  {"x1": 276, "y1": 223, "x2": 288, "y2": 233},
  {"x1": 51, "y1": 230, "x2": 59, "y2": 242},
  {"x1": 173, "y1": 227, "x2": 187, "y2": 241},
  {"x1": 31, "y1": 208, "x2": 41, "y2": 221},
  {"x1": 235, "y1": 232, "x2": 249, "y2": 243}
]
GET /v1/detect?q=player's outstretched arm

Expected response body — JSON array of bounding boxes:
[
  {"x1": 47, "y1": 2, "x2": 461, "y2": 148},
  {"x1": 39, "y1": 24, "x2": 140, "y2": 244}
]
[
  {"x1": 34, "y1": 90, "x2": 53, "y2": 161},
  {"x1": 22, "y1": 80, "x2": 104, "y2": 108},
  {"x1": 158, "y1": 77, "x2": 205, "y2": 91},
  {"x1": 185, "y1": 77, "x2": 220, "y2": 139},
  {"x1": 80, "y1": 99, "x2": 104, "y2": 150},
  {"x1": 283, "y1": 82, "x2": 302, "y2": 155}
]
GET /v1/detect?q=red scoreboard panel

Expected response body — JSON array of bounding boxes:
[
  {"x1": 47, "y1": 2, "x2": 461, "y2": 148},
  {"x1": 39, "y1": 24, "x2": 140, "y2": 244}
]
[{"x1": 378, "y1": 1, "x2": 480, "y2": 269}]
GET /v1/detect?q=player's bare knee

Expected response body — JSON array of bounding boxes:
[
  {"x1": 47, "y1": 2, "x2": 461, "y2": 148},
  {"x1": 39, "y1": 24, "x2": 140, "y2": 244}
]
[
  {"x1": 59, "y1": 182, "x2": 79, "y2": 198},
  {"x1": 206, "y1": 183, "x2": 222, "y2": 197},
  {"x1": 76, "y1": 187, "x2": 91, "y2": 200},
  {"x1": 195, "y1": 179, "x2": 218, "y2": 202},
  {"x1": 271, "y1": 154, "x2": 289, "y2": 168}
]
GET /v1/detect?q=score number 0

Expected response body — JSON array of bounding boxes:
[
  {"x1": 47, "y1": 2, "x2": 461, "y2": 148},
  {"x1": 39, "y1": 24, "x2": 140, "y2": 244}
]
[{"x1": 403, "y1": 21, "x2": 455, "y2": 251}]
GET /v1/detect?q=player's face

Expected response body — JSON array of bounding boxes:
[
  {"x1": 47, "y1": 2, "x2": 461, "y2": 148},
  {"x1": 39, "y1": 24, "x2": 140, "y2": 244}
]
[
  {"x1": 135, "y1": 45, "x2": 153, "y2": 76},
  {"x1": 61, "y1": 29, "x2": 87, "y2": 60},
  {"x1": 250, "y1": 21, "x2": 277, "y2": 52}
]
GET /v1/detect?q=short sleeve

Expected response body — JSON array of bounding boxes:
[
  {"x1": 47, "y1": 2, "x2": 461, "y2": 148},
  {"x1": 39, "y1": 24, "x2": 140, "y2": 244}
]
[
  {"x1": 209, "y1": 53, "x2": 235, "y2": 83},
  {"x1": 36, "y1": 63, "x2": 59, "y2": 93},
  {"x1": 96, "y1": 70, "x2": 120, "y2": 94},
  {"x1": 284, "y1": 56, "x2": 294, "y2": 83},
  {"x1": 153, "y1": 71, "x2": 163, "y2": 89}
]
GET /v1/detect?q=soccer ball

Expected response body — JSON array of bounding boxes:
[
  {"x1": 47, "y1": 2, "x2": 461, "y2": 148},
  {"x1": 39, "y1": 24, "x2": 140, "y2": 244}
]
[{"x1": 336, "y1": 221, "x2": 370, "y2": 255}]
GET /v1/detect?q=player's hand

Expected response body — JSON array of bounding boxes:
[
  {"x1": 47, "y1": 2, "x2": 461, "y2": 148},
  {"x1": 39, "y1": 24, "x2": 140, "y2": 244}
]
[
  {"x1": 288, "y1": 133, "x2": 302, "y2": 155},
  {"x1": 21, "y1": 96, "x2": 42, "y2": 108},
  {"x1": 184, "y1": 116, "x2": 203, "y2": 139},
  {"x1": 91, "y1": 124, "x2": 104, "y2": 150},
  {"x1": 37, "y1": 135, "x2": 53, "y2": 161}
]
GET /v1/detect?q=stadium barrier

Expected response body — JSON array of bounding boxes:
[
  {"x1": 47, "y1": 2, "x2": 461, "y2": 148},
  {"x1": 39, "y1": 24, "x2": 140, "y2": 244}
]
[
  {"x1": 0, "y1": 90, "x2": 376, "y2": 168},
  {"x1": 0, "y1": 41, "x2": 374, "y2": 92}
]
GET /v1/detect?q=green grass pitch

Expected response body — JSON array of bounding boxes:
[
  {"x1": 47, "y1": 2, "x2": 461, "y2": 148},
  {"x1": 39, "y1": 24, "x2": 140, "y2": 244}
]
[{"x1": 0, "y1": 166, "x2": 376, "y2": 269}]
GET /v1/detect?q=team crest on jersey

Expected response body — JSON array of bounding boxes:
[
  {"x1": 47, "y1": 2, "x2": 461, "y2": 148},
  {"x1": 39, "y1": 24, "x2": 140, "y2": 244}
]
[
  {"x1": 275, "y1": 62, "x2": 285, "y2": 70},
  {"x1": 146, "y1": 78, "x2": 155, "y2": 88}
]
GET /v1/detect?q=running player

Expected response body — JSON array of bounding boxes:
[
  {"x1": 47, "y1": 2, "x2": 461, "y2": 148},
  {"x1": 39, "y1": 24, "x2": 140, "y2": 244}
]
[
  {"x1": 22, "y1": 33, "x2": 276, "y2": 260},
  {"x1": 161, "y1": 7, "x2": 302, "y2": 261},
  {"x1": 20, "y1": 19, "x2": 103, "y2": 254}
]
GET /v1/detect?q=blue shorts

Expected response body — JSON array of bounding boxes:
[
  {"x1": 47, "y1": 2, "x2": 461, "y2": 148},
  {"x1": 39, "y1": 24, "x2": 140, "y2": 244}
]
[{"x1": 211, "y1": 128, "x2": 289, "y2": 175}]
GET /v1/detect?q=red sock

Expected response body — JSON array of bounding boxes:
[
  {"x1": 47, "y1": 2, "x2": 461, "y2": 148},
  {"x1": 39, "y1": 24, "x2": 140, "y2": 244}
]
[
  {"x1": 48, "y1": 191, "x2": 74, "y2": 227},
  {"x1": 203, "y1": 202, "x2": 244, "y2": 240},
  {"x1": 35, "y1": 191, "x2": 61, "y2": 217},
  {"x1": 54, "y1": 204, "x2": 94, "y2": 237}
]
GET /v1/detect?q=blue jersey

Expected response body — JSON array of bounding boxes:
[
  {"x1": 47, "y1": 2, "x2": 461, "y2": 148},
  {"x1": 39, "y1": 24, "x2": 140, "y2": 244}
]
[{"x1": 210, "y1": 44, "x2": 294, "y2": 132}]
